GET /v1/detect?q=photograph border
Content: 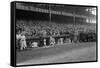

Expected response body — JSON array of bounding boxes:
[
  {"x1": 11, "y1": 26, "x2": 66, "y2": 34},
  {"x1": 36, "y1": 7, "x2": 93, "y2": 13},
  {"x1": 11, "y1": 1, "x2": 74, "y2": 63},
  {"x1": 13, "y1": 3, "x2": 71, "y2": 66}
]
[{"x1": 10, "y1": 1, "x2": 98, "y2": 67}]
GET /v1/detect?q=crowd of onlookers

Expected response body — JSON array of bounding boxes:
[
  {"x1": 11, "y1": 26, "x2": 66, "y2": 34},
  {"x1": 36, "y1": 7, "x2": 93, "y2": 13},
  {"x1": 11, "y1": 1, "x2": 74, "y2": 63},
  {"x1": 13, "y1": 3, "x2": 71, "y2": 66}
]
[{"x1": 16, "y1": 20, "x2": 97, "y2": 50}]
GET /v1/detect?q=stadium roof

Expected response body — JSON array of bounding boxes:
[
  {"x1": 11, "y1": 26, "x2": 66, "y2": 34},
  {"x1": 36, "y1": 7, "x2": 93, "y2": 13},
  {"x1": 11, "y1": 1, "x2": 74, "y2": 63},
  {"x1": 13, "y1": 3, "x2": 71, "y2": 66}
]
[{"x1": 16, "y1": 3, "x2": 96, "y2": 19}]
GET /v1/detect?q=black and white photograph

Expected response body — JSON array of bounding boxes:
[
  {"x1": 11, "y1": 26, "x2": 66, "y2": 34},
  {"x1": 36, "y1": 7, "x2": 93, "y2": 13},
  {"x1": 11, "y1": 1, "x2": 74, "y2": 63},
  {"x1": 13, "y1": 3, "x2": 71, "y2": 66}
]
[{"x1": 11, "y1": 1, "x2": 97, "y2": 66}]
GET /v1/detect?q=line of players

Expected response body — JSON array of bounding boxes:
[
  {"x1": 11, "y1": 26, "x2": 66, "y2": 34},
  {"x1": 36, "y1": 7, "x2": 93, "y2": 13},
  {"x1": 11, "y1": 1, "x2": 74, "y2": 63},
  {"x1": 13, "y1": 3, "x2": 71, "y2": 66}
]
[
  {"x1": 16, "y1": 32, "x2": 72, "y2": 50},
  {"x1": 16, "y1": 30, "x2": 96, "y2": 50},
  {"x1": 30, "y1": 36, "x2": 71, "y2": 48}
]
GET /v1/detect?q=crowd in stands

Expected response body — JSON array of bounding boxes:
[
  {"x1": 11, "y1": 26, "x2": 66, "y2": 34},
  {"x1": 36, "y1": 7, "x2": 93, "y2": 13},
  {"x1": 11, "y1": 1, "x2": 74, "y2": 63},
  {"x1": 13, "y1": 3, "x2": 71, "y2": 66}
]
[
  {"x1": 16, "y1": 20, "x2": 96, "y2": 38},
  {"x1": 16, "y1": 20, "x2": 96, "y2": 50}
]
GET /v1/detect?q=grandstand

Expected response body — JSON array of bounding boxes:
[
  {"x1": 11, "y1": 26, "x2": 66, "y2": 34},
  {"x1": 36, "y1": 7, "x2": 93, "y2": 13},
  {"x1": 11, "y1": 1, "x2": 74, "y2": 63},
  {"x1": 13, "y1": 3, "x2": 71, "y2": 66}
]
[{"x1": 15, "y1": 2, "x2": 97, "y2": 44}]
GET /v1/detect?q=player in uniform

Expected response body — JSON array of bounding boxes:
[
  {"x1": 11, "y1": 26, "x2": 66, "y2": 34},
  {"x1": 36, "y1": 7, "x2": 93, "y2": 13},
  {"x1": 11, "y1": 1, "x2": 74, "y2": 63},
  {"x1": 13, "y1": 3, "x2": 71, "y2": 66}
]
[
  {"x1": 50, "y1": 36, "x2": 55, "y2": 46},
  {"x1": 20, "y1": 33, "x2": 27, "y2": 50}
]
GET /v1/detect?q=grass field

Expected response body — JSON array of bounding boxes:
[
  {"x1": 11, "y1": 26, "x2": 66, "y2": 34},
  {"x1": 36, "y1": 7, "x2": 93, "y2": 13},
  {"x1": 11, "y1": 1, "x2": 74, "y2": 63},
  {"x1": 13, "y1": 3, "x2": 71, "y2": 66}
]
[{"x1": 16, "y1": 42, "x2": 97, "y2": 65}]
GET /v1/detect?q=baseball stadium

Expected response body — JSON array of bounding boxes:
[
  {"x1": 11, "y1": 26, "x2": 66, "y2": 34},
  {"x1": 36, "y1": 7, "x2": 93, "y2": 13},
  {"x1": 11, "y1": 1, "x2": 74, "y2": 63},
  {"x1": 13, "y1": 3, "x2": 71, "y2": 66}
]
[{"x1": 15, "y1": 2, "x2": 97, "y2": 65}]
